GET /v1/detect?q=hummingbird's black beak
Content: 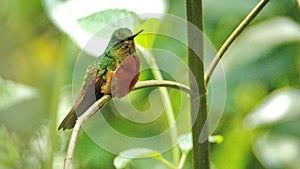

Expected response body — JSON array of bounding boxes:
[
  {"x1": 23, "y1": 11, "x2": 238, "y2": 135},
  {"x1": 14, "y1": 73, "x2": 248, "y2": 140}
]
[{"x1": 128, "y1": 29, "x2": 144, "y2": 40}]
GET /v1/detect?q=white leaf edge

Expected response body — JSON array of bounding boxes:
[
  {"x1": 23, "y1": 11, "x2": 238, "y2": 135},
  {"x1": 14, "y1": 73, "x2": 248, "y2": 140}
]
[
  {"x1": 42, "y1": 0, "x2": 168, "y2": 56},
  {"x1": 0, "y1": 77, "x2": 37, "y2": 111}
]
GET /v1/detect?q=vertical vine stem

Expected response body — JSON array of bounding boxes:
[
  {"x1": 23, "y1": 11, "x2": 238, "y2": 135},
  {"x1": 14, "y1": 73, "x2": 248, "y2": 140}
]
[
  {"x1": 205, "y1": 0, "x2": 270, "y2": 84},
  {"x1": 186, "y1": 0, "x2": 210, "y2": 169},
  {"x1": 141, "y1": 51, "x2": 180, "y2": 165},
  {"x1": 178, "y1": 153, "x2": 188, "y2": 169},
  {"x1": 48, "y1": 36, "x2": 67, "y2": 169}
]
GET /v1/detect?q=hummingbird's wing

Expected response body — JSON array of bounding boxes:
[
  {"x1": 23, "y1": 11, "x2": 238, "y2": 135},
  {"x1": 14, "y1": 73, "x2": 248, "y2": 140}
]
[
  {"x1": 58, "y1": 62, "x2": 105, "y2": 130},
  {"x1": 111, "y1": 53, "x2": 140, "y2": 98}
]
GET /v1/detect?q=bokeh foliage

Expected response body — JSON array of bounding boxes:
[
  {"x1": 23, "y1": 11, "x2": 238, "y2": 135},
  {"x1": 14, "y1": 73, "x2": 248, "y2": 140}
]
[{"x1": 0, "y1": 0, "x2": 299, "y2": 168}]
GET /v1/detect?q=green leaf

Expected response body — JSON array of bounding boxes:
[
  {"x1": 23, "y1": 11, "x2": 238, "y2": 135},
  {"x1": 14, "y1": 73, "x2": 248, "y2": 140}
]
[
  {"x1": 138, "y1": 150, "x2": 161, "y2": 158},
  {"x1": 134, "y1": 18, "x2": 160, "y2": 49},
  {"x1": 117, "y1": 148, "x2": 160, "y2": 158},
  {"x1": 223, "y1": 17, "x2": 300, "y2": 71},
  {"x1": 177, "y1": 133, "x2": 193, "y2": 154},
  {"x1": 0, "y1": 77, "x2": 42, "y2": 134},
  {"x1": 113, "y1": 148, "x2": 159, "y2": 168},
  {"x1": 78, "y1": 9, "x2": 141, "y2": 35},
  {"x1": 244, "y1": 88, "x2": 300, "y2": 129},
  {"x1": 0, "y1": 126, "x2": 20, "y2": 168},
  {"x1": 114, "y1": 148, "x2": 175, "y2": 169},
  {"x1": 253, "y1": 133, "x2": 300, "y2": 168},
  {"x1": 137, "y1": 149, "x2": 175, "y2": 169},
  {"x1": 0, "y1": 77, "x2": 37, "y2": 111},
  {"x1": 113, "y1": 156, "x2": 132, "y2": 169}
]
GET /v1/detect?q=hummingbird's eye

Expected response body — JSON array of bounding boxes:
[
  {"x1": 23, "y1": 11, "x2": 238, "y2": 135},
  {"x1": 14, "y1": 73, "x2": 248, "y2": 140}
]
[
  {"x1": 117, "y1": 39, "x2": 125, "y2": 44},
  {"x1": 111, "y1": 39, "x2": 126, "y2": 50}
]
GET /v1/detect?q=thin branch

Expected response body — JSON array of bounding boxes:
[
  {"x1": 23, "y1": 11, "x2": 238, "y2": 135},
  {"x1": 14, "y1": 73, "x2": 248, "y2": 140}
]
[
  {"x1": 133, "y1": 80, "x2": 191, "y2": 94},
  {"x1": 204, "y1": 0, "x2": 270, "y2": 84},
  {"x1": 64, "y1": 95, "x2": 111, "y2": 169},
  {"x1": 63, "y1": 80, "x2": 190, "y2": 168}
]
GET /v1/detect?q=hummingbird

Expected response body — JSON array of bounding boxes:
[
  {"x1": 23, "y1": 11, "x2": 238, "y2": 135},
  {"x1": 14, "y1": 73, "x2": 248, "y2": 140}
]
[{"x1": 58, "y1": 28, "x2": 143, "y2": 130}]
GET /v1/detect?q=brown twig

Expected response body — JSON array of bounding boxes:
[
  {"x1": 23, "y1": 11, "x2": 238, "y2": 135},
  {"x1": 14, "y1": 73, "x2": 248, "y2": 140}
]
[{"x1": 63, "y1": 80, "x2": 190, "y2": 168}]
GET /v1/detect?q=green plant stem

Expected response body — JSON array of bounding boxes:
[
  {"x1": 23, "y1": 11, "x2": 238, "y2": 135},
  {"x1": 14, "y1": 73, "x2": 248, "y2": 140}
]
[
  {"x1": 142, "y1": 51, "x2": 180, "y2": 165},
  {"x1": 204, "y1": 0, "x2": 270, "y2": 84},
  {"x1": 178, "y1": 153, "x2": 188, "y2": 169},
  {"x1": 186, "y1": 0, "x2": 210, "y2": 169},
  {"x1": 48, "y1": 36, "x2": 67, "y2": 169},
  {"x1": 156, "y1": 156, "x2": 177, "y2": 169}
]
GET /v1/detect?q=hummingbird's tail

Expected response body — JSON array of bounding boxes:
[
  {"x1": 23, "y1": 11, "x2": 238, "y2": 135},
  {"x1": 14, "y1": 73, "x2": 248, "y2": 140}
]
[{"x1": 58, "y1": 107, "x2": 77, "y2": 130}]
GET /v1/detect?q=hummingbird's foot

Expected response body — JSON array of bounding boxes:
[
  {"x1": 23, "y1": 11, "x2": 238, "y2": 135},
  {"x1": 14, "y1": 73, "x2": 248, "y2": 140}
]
[{"x1": 115, "y1": 62, "x2": 120, "y2": 68}]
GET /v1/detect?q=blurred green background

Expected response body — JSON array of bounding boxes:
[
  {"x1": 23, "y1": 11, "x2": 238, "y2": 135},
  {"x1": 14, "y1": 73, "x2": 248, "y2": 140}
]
[{"x1": 0, "y1": 0, "x2": 299, "y2": 169}]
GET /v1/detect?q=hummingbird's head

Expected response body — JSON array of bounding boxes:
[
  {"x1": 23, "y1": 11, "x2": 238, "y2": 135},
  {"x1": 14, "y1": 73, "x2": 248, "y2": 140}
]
[{"x1": 106, "y1": 28, "x2": 143, "y2": 56}]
